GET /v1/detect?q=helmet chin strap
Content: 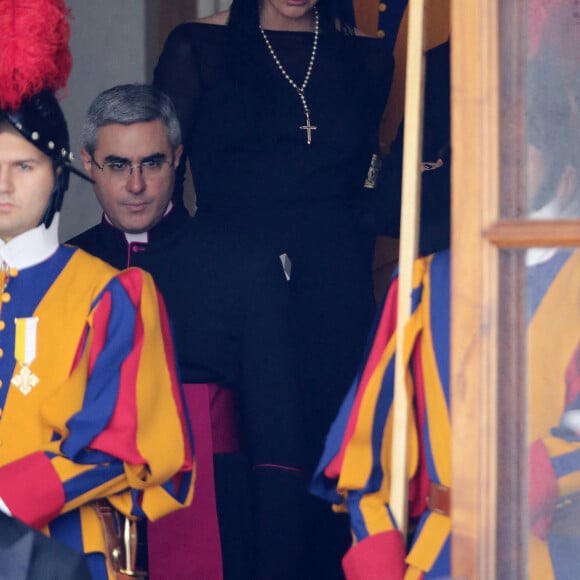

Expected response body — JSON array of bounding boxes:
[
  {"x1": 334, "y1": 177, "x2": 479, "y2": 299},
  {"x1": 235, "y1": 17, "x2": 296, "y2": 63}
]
[{"x1": 40, "y1": 165, "x2": 69, "y2": 228}]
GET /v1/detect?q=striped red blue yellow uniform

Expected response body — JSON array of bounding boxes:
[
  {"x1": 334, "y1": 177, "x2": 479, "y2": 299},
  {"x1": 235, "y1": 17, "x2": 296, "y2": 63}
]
[
  {"x1": 311, "y1": 250, "x2": 451, "y2": 579},
  {"x1": 527, "y1": 249, "x2": 580, "y2": 579},
  {"x1": 313, "y1": 247, "x2": 580, "y2": 579},
  {"x1": 0, "y1": 245, "x2": 194, "y2": 579}
]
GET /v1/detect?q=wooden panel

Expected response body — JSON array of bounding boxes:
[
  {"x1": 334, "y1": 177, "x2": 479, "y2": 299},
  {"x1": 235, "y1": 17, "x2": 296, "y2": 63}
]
[
  {"x1": 450, "y1": 0, "x2": 500, "y2": 577},
  {"x1": 153, "y1": 0, "x2": 195, "y2": 60},
  {"x1": 484, "y1": 220, "x2": 580, "y2": 247}
]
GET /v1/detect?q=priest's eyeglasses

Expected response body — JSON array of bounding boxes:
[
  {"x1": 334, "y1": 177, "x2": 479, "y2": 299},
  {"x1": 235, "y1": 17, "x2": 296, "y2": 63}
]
[{"x1": 91, "y1": 155, "x2": 174, "y2": 181}]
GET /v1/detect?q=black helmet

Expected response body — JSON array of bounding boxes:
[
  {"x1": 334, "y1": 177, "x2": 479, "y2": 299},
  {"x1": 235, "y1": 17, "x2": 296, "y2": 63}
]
[{"x1": 0, "y1": 0, "x2": 90, "y2": 228}]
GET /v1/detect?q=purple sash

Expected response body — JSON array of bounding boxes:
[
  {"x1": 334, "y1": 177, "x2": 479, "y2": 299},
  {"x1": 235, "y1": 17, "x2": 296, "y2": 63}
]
[{"x1": 148, "y1": 383, "x2": 240, "y2": 580}]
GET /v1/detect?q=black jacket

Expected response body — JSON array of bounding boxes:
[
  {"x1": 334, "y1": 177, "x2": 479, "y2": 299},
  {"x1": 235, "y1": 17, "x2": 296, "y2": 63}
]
[{"x1": 0, "y1": 513, "x2": 91, "y2": 580}]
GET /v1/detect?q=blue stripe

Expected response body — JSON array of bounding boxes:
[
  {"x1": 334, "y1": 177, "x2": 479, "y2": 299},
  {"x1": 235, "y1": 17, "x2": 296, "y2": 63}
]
[
  {"x1": 310, "y1": 376, "x2": 362, "y2": 504},
  {"x1": 547, "y1": 532, "x2": 580, "y2": 580},
  {"x1": 424, "y1": 533, "x2": 451, "y2": 578},
  {"x1": 420, "y1": 252, "x2": 450, "y2": 486},
  {"x1": 428, "y1": 251, "x2": 451, "y2": 409},
  {"x1": 62, "y1": 278, "x2": 137, "y2": 457},
  {"x1": 347, "y1": 491, "x2": 371, "y2": 541},
  {"x1": 159, "y1": 469, "x2": 194, "y2": 505},
  {"x1": 86, "y1": 552, "x2": 108, "y2": 580},
  {"x1": 48, "y1": 511, "x2": 109, "y2": 577},
  {"x1": 0, "y1": 246, "x2": 74, "y2": 408},
  {"x1": 366, "y1": 356, "x2": 396, "y2": 491},
  {"x1": 348, "y1": 490, "x2": 396, "y2": 542},
  {"x1": 48, "y1": 508, "x2": 84, "y2": 553},
  {"x1": 527, "y1": 250, "x2": 572, "y2": 323},
  {"x1": 552, "y1": 449, "x2": 580, "y2": 479},
  {"x1": 63, "y1": 462, "x2": 126, "y2": 504}
]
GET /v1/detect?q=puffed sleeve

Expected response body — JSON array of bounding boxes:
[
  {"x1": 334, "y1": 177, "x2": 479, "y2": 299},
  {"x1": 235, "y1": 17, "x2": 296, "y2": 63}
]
[
  {"x1": 310, "y1": 258, "x2": 439, "y2": 580},
  {"x1": 0, "y1": 268, "x2": 194, "y2": 529}
]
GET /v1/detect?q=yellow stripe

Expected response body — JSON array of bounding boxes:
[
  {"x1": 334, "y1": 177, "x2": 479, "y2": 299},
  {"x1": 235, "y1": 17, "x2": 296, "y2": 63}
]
[
  {"x1": 529, "y1": 534, "x2": 555, "y2": 580},
  {"x1": 404, "y1": 566, "x2": 424, "y2": 580},
  {"x1": 557, "y1": 471, "x2": 580, "y2": 498},
  {"x1": 406, "y1": 511, "x2": 451, "y2": 572},
  {"x1": 339, "y1": 331, "x2": 398, "y2": 490},
  {"x1": 129, "y1": 270, "x2": 187, "y2": 488},
  {"x1": 358, "y1": 491, "x2": 397, "y2": 536},
  {"x1": 542, "y1": 435, "x2": 578, "y2": 459},
  {"x1": 14, "y1": 318, "x2": 26, "y2": 363}
]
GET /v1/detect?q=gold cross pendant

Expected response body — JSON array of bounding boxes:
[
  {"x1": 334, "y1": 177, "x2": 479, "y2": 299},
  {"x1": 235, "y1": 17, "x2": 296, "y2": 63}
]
[{"x1": 300, "y1": 114, "x2": 317, "y2": 145}]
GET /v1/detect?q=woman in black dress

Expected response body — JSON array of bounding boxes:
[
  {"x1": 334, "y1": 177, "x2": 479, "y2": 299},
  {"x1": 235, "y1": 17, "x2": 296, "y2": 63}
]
[{"x1": 154, "y1": 0, "x2": 393, "y2": 576}]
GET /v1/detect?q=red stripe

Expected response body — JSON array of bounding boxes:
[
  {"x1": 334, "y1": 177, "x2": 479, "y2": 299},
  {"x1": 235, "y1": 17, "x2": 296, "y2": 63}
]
[
  {"x1": 529, "y1": 438, "x2": 559, "y2": 539},
  {"x1": 90, "y1": 271, "x2": 145, "y2": 464},
  {"x1": 342, "y1": 530, "x2": 406, "y2": 580},
  {"x1": 325, "y1": 278, "x2": 399, "y2": 478},
  {"x1": 408, "y1": 338, "x2": 430, "y2": 518},
  {"x1": 0, "y1": 452, "x2": 64, "y2": 529}
]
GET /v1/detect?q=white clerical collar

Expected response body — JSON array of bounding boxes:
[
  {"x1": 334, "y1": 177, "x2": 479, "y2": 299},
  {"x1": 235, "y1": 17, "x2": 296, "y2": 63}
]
[
  {"x1": 103, "y1": 201, "x2": 174, "y2": 246},
  {"x1": 124, "y1": 231, "x2": 149, "y2": 244},
  {"x1": 0, "y1": 214, "x2": 60, "y2": 270}
]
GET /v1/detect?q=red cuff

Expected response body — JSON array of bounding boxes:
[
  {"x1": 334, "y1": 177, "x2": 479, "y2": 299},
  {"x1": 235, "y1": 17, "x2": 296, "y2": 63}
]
[
  {"x1": 342, "y1": 530, "x2": 406, "y2": 580},
  {"x1": 529, "y1": 439, "x2": 559, "y2": 538},
  {"x1": 0, "y1": 452, "x2": 65, "y2": 529}
]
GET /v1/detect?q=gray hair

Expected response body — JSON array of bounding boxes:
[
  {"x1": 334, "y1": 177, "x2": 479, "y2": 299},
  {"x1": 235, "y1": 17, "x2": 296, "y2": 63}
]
[{"x1": 82, "y1": 84, "x2": 181, "y2": 155}]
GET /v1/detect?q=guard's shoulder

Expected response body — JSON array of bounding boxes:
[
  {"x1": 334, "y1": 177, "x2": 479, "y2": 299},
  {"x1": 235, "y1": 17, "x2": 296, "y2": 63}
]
[{"x1": 68, "y1": 246, "x2": 120, "y2": 277}]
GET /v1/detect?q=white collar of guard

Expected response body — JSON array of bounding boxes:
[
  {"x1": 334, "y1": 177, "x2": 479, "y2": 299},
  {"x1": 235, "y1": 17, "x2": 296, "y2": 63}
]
[{"x1": 0, "y1": 215, "x2": 60, "y2": 270}]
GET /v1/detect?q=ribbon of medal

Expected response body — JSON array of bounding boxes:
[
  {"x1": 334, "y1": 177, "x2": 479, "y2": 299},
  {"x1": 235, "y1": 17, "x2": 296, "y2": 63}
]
[{"x1": 11, "y1": 317, "x2": 40, "y2": 395}]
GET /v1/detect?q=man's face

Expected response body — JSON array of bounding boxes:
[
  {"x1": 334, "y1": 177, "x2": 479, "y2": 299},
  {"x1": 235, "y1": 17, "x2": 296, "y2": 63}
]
[
  {"x1": 0, "y1": 124, "x2": 55, "y2": 242},
  {"x1": 82, "y1": 120, "x2": 182, "y2": 234}
]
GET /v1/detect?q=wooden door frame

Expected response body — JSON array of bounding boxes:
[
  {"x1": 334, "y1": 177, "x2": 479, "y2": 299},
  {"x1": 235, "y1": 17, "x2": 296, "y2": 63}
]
[
  {"x1": 451, "y1": 0, "x2": 580, "y2": 577},
  {"x1": 450, "y1": 0, "x2": 500, "y2": 576}
]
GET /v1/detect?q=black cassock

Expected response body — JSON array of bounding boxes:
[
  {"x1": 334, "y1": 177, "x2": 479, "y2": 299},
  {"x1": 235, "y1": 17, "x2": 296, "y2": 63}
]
[{"x1": 69, "y1": 205, "x2": 306, "y2": 580}]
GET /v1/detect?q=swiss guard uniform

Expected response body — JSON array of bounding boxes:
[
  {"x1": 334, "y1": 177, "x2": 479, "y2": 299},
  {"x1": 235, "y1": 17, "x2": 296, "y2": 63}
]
[
  {"x1": 0, "y1": 2, "x2": 194, "y2": 578},
  {"x1": 0, "y1": 224, "x2": 194, "y2": 579},
  {"x1": 527, "y1": 249, "x2": 580, "y2": 579},
  {"x1": 313, "y1": 246, "x2": 580, "y2": 580},
  {"x1": 311, "y1": 250, "x2": 451, "y2": 580},
  {"x1": 70, "y1": 205, "x2": 305, "y2": 580}
]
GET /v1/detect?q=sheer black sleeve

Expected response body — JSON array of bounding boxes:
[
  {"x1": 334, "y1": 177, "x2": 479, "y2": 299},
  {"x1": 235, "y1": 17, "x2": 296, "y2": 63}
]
[{"x1": 153, "y1": 23, "x2": 207, "y2": 200}]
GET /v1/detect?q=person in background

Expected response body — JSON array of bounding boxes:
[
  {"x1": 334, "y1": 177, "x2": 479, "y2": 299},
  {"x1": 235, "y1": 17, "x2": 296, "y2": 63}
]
[
  {"x1": 311, "y1": 249, "x2": 452, "y2": 580},
  {"x1": 365, "y1": 41, "x2": 451, "y2": 264},
  {"x1": 0, "y1": 3, "x2": 194, "y2": 580},
  {"x1": 69, "y1": 83, "x2": 306, "y2": 580},
  {"x1": 154, "y1": 1, "x2": 393, "y2": 574}
]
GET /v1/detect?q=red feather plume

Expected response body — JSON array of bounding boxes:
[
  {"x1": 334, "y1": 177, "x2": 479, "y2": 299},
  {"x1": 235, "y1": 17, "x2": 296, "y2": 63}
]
[{"x1": 0, "y1": 0, "x2": 72, "y2": 111}]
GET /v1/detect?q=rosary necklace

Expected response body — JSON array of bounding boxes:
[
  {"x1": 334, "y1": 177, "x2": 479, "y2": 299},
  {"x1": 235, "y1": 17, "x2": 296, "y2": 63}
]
[{"x1": 259, "y1": 7, "x2": 319, "y2": 144}]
